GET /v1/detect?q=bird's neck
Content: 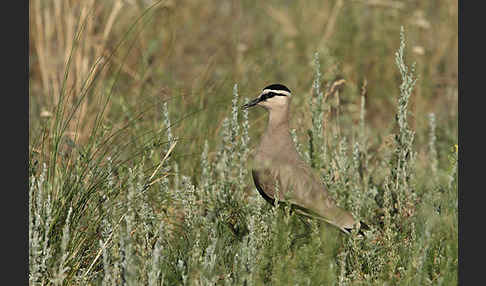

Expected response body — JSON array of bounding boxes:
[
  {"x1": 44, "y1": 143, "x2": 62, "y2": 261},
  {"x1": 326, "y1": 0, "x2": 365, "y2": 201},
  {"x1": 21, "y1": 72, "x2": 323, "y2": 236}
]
[
  {"x1": 267, "y1": 107, "x2": 290, "y2": 132},
  {"x1": 260, "y1": 107, "x2": 293, "y2": 151}
]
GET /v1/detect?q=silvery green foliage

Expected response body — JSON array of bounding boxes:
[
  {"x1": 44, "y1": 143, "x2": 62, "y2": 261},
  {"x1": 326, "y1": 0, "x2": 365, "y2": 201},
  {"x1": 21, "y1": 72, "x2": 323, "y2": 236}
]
[
  {"x1": 200, "y1": 231, "x2": 220, "y2": 284},
  {"x1": 359, "y1": 94, "x2": 366, "y2": 142},
  {"x1": 342, "y1": 36, "x2": 422, "y2": 273},
  {"x1": 200, "y1": 140, "x2": 212, "y2": 196},
  {"x1": 52, "y1": 206, "x2": 73, "y2": 285},
  {"x1": 213, "y1": 84, "x2": 250, "y2": 208},
  {"x1": 336, "y1": 137, "x2": 349, "y2": 184},
  {"x1": 394, "y1": 26, "x2": 417, "y2": 169},
  {"x1": 428, "y1": 113, "x2": 438, "y2": 179},
  {"x1": 102, "y1": 164, "x2": 157, "y2": 285},
  {"x1": 121, "y1": 168, "x2": 139, "y2": 285},
  {"x1": 309, "y1": 52, "x2": 326, "y2": 168},
  {"x1": 231, "y1": 84, "x2": 241, "y2": 158},
  {"x1": 173, "y1": 162, "x2": 180, "y2": 191},
  {"x1": 351, "y1": 142, "x2": 362, "y2": 214},
  {"x1": 448, "y1": 147, "x2": 457, "y2": 189},
  {"x1": 391, "y1": 26, "x2": 418, "y2": 213},
  {"x1": 162, "y1": 102, "x2": 173, "y2": 148},
  {"x1": 395, "y1": 27, "x2": 417, "y2": 132},
  {"x1": 217, "y1": 117, "x2": 231, "y2": 182},
  {"x1": 337, "y1": 250, "x2": 349, "y2": 286},
  {"x1": 239, "y1": 90, "x2": 250, "y2": 186},
  {"x1": 234, "y1": 206, "x2": 259, "y2": 286},
  {"x1": 352, "y1": 142, "x2": 360, "y2": 181},
  {"x1": 29, "y1": 163, "x2": 53, "y2": 285},
  {"x1": 101, "y1": 238, "x2": 112, "y2": 286},
  {"x1": 148, "y1": 222, "x2": 165, "y2": 286},
  {"x1": 177, "y1": 259, "x2": 188, "y2": 285},
  {"x1": 180, "y1": 175, "x2": 198, "y2": 228},
  {"x1": 29, "y1": 174, "x2": 41, "y2": 283},
  {"x1": 163, "y1": 100, "x2": 181, "y2": 203},
  {"x1": 290, "y1": 128, "x2": 304, "y2": 159},
  {"x1": 106, "y1": 156, "x2": 114, "y2": 190},
  {"x1": 358, "y1": 94, "x2": 369, "y2": 179}
]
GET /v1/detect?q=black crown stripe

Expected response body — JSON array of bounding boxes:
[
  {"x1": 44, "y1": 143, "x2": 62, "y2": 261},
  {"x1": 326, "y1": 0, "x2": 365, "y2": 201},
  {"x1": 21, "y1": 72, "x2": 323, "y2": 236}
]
[{"x1": 263, "y1": 84, "x2": 291, "y2": 93}]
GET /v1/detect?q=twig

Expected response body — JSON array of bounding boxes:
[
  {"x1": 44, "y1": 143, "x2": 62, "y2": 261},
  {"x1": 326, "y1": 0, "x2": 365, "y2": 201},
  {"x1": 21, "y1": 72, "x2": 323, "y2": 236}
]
[
  {"x1": 148, "y1": 140, "x2": 178, "y2": 182},
  {"x1": 83, "y1": 214, "x2": 126, "y2": 278}
]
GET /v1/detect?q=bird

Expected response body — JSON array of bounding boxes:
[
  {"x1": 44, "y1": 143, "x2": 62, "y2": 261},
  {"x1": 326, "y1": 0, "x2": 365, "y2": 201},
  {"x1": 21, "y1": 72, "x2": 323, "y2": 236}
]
[{"x1": 242, "y1": 83, "x2": 368, "y2": 235}]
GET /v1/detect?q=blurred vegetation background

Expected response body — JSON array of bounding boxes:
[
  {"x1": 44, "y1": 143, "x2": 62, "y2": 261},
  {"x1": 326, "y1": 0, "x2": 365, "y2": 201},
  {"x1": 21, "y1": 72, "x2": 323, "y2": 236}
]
[
  {"x1": 28, "y1": 0, "x2": 457, "y2": 284},
  {"x1": 29, "y1": 0, "x2": 457, "y2": 170}
]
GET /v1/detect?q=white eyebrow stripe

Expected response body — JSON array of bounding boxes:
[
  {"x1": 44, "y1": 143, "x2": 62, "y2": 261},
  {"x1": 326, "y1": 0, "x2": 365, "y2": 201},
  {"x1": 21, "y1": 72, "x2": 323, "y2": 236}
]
[{"x1": 261, "y1": 89, "x2": 291, "y2": 97}]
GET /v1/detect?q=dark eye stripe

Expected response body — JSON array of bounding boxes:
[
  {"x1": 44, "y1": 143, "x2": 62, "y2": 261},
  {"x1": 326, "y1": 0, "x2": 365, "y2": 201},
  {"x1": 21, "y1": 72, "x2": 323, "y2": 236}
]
[
  {"x1": 261, "y1": 93, "x2": 273, "y2": 101},
  {"x1": 261, "y1": 92, "x2": 285, "y2": 101}
]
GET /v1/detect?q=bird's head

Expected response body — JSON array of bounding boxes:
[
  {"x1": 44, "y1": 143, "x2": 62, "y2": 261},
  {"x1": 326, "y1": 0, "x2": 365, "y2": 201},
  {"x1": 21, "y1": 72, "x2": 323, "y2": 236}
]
[{"x1": 242, "y1": 84, "x2": 291, "y2": 111}]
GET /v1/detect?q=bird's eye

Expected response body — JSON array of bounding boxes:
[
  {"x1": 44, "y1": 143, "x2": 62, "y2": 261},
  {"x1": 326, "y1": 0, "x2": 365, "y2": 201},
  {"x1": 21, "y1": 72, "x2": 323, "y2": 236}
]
[{"x1": 262, "y1": 92, "x2": 275, "y2": 101}]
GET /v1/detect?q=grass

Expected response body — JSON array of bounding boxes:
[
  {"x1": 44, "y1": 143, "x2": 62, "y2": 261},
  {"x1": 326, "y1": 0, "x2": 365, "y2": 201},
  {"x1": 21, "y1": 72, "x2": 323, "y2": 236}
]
[{"x1": 29, "y1": 1, "x2": 457, "y2": 285}]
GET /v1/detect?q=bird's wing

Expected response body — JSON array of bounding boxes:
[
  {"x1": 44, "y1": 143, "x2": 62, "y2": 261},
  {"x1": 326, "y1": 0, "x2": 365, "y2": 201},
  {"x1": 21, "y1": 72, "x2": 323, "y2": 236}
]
[{"x1": 252, "y1": 161, "x2": 357, "y2": 232}]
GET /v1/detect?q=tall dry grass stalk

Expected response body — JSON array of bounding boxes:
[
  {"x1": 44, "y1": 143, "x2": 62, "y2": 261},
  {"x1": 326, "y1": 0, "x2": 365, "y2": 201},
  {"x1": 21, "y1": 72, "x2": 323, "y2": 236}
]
[{"x1": 30, "y1": 0, "x2": 123, "y2": 142}]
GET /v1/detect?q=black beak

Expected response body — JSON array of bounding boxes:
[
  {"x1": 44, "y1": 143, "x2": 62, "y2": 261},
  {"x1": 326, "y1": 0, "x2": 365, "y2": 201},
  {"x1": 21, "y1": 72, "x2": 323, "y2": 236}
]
[{"x1": 241, "y1": 96, "x2": 261, "y2": 109}]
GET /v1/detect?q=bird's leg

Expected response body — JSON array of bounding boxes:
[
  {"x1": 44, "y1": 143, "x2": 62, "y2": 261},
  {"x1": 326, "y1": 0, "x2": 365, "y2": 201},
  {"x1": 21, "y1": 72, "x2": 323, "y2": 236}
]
[{"x1": 289, "y1": 215, "x2": 313, "y2": 249}]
